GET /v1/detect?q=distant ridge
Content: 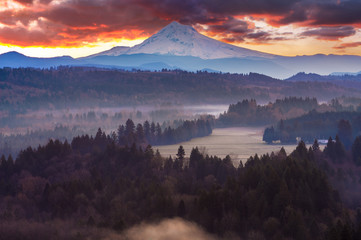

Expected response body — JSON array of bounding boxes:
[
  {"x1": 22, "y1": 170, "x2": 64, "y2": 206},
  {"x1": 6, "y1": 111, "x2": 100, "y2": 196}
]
[
  {"x1": 0, "y1": 51, "x2": 76, "y2": 68},
  {"x1": 331, "y1": 70, "x2": 361, "y2": 76}
]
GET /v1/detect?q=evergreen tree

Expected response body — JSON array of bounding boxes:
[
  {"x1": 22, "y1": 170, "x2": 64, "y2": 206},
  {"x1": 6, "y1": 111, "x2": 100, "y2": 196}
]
[
  {"x1": 263, "y1": 126, "x2": 275, "y2": 143},
  {"x1": 136, "y1": 123, "x2": 145, "y2": 143},
  {"x1": 334, "y1": 135, "x2": 346, "y2": 163},
  {"x1": 117, "y1": 125, "x2": 125, "y2": 144},
  {"x1": 324, "y1": 137, "x2": 336, "y2": 161},
  {"x1": 176, "y1": 145, "x2": 185, "y2": 161},
  {"x1": 143, "y1": 120, "x2": 151, "y2": 140},
  {"x1": 312, "y1": 139, "x2": 320, "y2": 152},
  {"x1": 0, "y1": 154, "x2": 6, "y2": 168},
  {"x1": 337, "y1": 119, "x2": 353, "y2": 149},
  {"x1": 292, "y1": 140, "x2": 308, "y2": 160},
  {"x1": 189, "y1": 147, "x2": 202, "y2": 169},
  {"x1": 155, "y1": 123, "x2": 162, "y2": 143},
  {"x1": 352, "y1": 136, "x2": 361, "y2": 166},
  {"x1": 206, "y1": 120, "x2": 212, "y2": 135},
  {"x1": 150, "y1": 122, "x2": 156, "y2": 141},
  {"x1": 125, "y1": 119, "x2": 135, "y2": 136}
]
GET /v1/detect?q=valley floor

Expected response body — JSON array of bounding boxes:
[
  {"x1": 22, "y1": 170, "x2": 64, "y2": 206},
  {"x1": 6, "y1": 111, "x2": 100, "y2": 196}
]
[{"x1": 155, "y1": 127, "x2": 311, "y2": 164}]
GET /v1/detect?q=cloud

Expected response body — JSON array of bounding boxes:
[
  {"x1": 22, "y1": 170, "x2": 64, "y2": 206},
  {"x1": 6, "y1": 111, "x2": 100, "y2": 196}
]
[
  {"x1": 149, "y1": 0, "x2": 361, "y2": 27},
  {"x1": 0, "y1": 21, "x2": 62, "y2": 46},
  {"x1": 301, "y1": 26, "x2": 356, "y2": 40},
  {"x1": 0, "y1": 0, "x2": 168, "y2": 46},
  {"x1": 198, "y1": 17, "x2": 290, "y2": 44},
  {"x1": 276, "y1": 4, "x2": 308, "y2": 25},
  {"x1": 246, "y1": 31, "x2": 271, "y2": 40},
  {"x1": 13, "y1": 0, "x2": 34, "y2": 5},
  {"x1": 1, "y1": 0, "x2": 361, "y2": 48},
  {"x1": 200, "y1": 0, "x2": 301, "y2": 16},
  {"x1": 207, "y1": 17, "x2": 250, "y2": 34},
  {"x1": 309, "y1": 1, "x2": 361, "y2": 25},
  {"x1": 334, "y1": 41, "x2": 361, "y2": 49}
]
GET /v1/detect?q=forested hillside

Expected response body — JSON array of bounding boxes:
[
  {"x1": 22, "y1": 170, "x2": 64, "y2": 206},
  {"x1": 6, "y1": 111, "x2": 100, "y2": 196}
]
[
  {"x1": 263, "y1": 111, "x2": 361, "y2": 144},
  {"x1": 1, "y1": 67, "x2": 360, "y2": 113},
  {"x1": 217, "y1": 97, "x2": 358, "y2": 127},
  {"x1": 0, "y1": 131, "x2": 360, "y2": 240},
  {"x1": 0, "y1": 117, "x2": 214, "y2": 158}
]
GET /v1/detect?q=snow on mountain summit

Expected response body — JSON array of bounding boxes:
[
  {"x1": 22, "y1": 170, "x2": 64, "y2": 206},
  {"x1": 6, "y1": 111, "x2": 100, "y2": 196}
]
[{"x1": 91, "y1": 21, "x2": 274, "y2": 59}]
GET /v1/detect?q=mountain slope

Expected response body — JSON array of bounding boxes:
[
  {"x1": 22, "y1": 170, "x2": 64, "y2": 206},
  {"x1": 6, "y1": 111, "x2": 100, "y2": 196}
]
[
  {"x1": 90, "y1": 21, "x2": 274, "y2": 59},
  {"x1": 86, "y1": 46, "x2": 131, "y2": 58},
  {"x1": 0, "y1": 51, "x2": 77, "y2": 68}
]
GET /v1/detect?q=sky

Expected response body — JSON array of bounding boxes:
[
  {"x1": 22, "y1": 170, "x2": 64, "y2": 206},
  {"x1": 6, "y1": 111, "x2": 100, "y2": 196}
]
[{"x1": 1, "y1": 0, "x2": 361, "y2": 58}]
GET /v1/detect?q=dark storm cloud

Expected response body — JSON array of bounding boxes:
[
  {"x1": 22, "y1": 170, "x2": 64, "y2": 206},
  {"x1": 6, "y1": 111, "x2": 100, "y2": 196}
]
[
  {"x1": 148, "y1": 0, "x2": 358, "y2": 26},
  {"x1": 44, "y1": 0, "x2": 166, "y2": 30},
  {"x1": 245, "y1": 31, "x2": 273, "y2": 42},
  {"x1": 301, "y1": 26, "x2": 356, "y2": 40},
  {"x1": 1, "y1": 0, "x2": 361, "y2": 47},
  {"x1": 223, "y1": 32, "x2": 269, "y2": 44},
  {"x1": 13, "y1": 0, "x2": 34, "y2": 5},
  {"x1": 309, "y1": 1, "x2": 361, "y2": 25},
  {"x1": 207, "y1": 17, "x2": 250, "y2": 34},
  {"x1": 0, "y1": 0, "x2": 169, "y2": 46},
  {"x1": 222, "y1": 36, "x2": 245, "y2": 43},
  {"x1": 0, "y1": 9, "x2": 40, "y2": 26},
  {"x1": 276, "y1": 4, "x2": 308, "y2": 25},
  {"x1": 203, "y1": 0, "x2": 361, "y2": 26},
  {"x1": 200, "y1": 0, "x2": 302, "y2": 16}
]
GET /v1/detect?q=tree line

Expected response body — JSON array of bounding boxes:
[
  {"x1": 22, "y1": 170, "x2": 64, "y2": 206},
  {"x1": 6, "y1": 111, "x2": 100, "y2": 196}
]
[
  {"x1": 217, "y1": 97, "x2": 322, "y2": 127},
  {"x1": 117, "y1": 118, "x2": 213, "y2": 146},
  {"x1": 0, "y1": 116, "x2": 214, "y2": 158},
  {"x1": 0, "y1": 130, "x2": 361, "y2": 239},
  {"x1": 263, "y1": 111, "x2": 361, "y2": 144}
]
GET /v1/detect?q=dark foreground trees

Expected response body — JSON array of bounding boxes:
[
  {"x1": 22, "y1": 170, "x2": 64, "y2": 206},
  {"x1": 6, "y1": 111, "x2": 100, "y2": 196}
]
[{"x1": 1, "y1": 132, "x2": 361, "y2": 239}]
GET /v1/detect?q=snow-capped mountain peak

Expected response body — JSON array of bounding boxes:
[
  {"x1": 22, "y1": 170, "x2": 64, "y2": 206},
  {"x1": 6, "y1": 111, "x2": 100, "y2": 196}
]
[{"x1": 90, "y1": 21, "x2": 274, "y2": 59}]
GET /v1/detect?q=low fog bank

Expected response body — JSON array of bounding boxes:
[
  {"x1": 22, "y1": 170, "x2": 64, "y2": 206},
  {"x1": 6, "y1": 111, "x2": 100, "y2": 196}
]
[
  {"x1": 118, "y1": 218, "x2": 220, "y2": 240},
  {"x1": 0, "y1": 104, "x2": 226, "y2": 136},
  {"x1": 0, "y1": 218, "x2": 226, "y2": 240},
  {"x1": 0, "y1": 104, "x2": 225, "y2": 157},
  {"x1": 1, "y1": 105, "x2": 172, "y2": 135}
]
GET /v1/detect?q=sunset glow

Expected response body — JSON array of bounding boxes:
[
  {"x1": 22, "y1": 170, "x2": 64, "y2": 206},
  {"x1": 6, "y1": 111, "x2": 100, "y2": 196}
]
[{"x1": 1, "y1": 0, "x2": 361, "y2": 57}]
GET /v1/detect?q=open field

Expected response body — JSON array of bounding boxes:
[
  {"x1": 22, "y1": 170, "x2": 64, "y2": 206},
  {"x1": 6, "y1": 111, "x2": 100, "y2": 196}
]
[{"x1": 156, "y1": 127, "x2": 322, "y2": 165}]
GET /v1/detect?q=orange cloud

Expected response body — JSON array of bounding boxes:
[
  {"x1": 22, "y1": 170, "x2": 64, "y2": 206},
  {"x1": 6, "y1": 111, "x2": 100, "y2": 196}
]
[
  {"x1": 0, "y1": 0, "x2": 361, "y2": 55},
  {"x1": 334, "y1": 42, "x2": 361, "y2": 49}
]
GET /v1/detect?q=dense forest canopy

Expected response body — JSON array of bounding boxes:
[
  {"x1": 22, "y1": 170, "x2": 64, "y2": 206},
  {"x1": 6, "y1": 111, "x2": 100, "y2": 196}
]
[
  {"x1": 0, "y1": 117, "x2": 215, "y2": 158},
  {"x1": 1, "y1": 67, "x2": 360, "y2": 113},
  {"x1": 1, "y1": 130, "x2": 361, "y2": 240},
  {"x1": 263, "y1": 111, "x2": 361, "y2": 144},
  {"x1": 217, "y1": 97, "x2": 359, "y2": 127}
]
